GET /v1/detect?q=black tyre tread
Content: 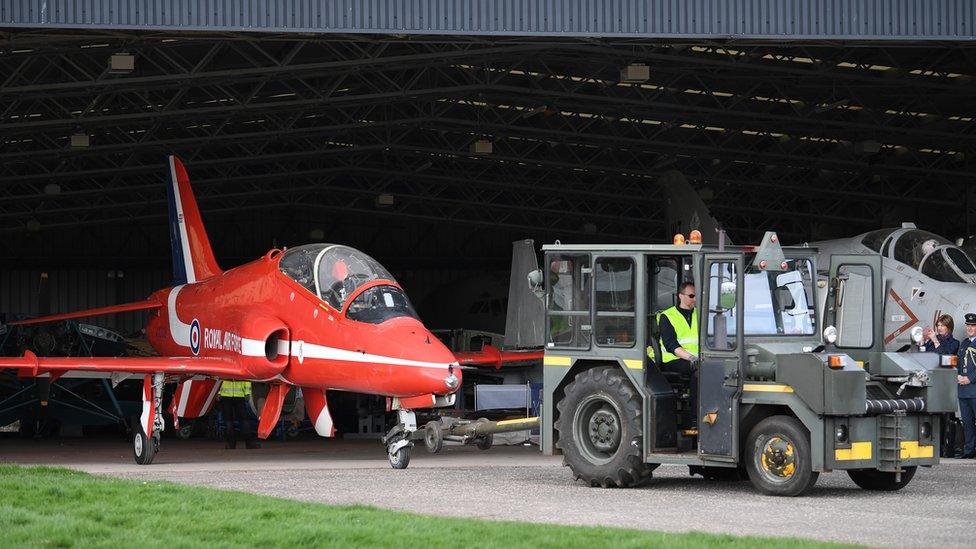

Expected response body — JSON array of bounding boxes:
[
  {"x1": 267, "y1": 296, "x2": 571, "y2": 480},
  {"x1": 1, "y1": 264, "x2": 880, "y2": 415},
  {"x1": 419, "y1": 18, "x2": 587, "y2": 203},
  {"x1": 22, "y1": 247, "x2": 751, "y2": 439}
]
[
  {"x1": 554, "y1": 366, "x2": 653, "y2": 488},
  {"x1": 745, "y1": 415, "x2": 818, "y2": 497},
  {"x1": 847, "y1": 466, "x2": 916, "y2": 491}
]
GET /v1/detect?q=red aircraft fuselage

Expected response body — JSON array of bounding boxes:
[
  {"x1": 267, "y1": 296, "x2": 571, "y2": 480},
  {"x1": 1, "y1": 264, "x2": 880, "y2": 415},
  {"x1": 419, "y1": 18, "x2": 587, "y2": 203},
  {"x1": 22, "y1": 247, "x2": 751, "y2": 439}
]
[{"x1": 144, "y1": 246, "x2": 461, "y2": 400}]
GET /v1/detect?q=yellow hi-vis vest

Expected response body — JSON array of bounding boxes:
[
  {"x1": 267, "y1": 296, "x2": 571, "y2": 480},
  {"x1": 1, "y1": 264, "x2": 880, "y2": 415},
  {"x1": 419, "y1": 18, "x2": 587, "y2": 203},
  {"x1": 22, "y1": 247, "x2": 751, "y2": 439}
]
[
  {"x1": 647, "y1": 306, "x2": 699, "y2": 364},
  {"x1": 219, "y1": 380, "x2": 252, "y2": 398}
]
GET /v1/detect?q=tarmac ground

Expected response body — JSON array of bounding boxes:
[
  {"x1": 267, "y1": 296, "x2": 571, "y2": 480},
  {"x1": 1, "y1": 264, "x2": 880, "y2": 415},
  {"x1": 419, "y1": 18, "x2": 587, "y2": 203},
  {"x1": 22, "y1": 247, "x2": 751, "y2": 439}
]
[{"x1": 2, "y1": 436, "x2": 973, "y2": 547}]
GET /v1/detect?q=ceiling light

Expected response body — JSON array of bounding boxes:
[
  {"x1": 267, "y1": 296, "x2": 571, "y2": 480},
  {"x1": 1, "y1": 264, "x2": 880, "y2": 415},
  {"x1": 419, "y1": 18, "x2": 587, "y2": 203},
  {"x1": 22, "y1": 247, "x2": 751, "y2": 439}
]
[
  {"x1": 69, "y1": 133, "x2": 90, "y2": 148},
  {"x1": 619, "y1": 63, "x2": 650, "y2": 83},
  {"x1": 470, "y1": 139, "x2": 492, "y2": 154},
  {"x1": 109, "y1": 53, "x2": 134, "y2": 73}
]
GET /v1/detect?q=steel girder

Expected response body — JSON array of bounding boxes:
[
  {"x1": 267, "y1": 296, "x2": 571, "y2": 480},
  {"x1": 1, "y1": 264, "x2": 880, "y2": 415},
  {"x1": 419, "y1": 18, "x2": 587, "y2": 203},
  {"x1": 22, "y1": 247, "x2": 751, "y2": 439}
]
[{"x1": 0, "y1": 31, "x2": 974, "y2": 267}]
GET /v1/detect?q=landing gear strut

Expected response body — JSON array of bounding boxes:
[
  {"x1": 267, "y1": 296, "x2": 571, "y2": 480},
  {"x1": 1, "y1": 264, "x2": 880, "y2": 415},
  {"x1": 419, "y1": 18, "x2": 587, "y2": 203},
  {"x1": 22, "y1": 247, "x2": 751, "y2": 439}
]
[
  {"x1": 382, "y1": 409, "x2": 416, "y2": 469},
  {"x1": 134, "y1": 372, "x2": 164, "y2": 465}
]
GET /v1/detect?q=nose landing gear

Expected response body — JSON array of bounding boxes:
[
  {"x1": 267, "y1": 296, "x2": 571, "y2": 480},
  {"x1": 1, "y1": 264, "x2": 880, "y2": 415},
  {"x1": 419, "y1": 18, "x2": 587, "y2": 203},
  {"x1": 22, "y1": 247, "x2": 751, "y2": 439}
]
[{"x1": 382, "y1": 409, "x2": 417, "y2": 469}]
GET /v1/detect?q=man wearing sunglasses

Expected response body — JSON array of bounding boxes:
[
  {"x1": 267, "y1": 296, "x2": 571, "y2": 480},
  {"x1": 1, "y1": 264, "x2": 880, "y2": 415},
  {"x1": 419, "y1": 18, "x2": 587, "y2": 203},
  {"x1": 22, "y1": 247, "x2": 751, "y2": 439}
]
[{"x1": 652, "y1": 281, "x2": 700, "y2": 423}]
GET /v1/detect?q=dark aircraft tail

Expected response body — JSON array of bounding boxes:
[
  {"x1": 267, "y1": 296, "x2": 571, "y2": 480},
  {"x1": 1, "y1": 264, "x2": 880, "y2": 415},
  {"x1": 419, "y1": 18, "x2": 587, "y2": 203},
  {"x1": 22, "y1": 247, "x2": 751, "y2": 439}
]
[
  {"x1": 659, "y1": 170, "x2": 727, "y2": 245},
  {"x1": 503, "y1": 239, "x2": 545, "y2": 349},
  {"x1": 166, "y1": 156, "x2": 222, "y2": 285}
]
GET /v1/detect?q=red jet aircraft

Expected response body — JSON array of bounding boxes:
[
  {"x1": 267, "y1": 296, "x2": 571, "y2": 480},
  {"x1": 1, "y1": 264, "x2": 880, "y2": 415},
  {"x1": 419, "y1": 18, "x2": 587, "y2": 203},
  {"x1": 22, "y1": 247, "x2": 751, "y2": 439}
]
[{"x1": 1, "y1": 156, "x2": 535, "y2": 468}]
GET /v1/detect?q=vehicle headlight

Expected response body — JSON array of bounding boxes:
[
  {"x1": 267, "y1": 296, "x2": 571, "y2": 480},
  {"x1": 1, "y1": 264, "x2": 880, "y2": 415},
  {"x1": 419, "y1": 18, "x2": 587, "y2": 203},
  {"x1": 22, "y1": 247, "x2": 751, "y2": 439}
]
[
  {"x1": 823, "y1": 325, "x2": 838, "y2": 344},
  {"x1": 835, "y1": 424, "x2": 849, "y2": 443}
]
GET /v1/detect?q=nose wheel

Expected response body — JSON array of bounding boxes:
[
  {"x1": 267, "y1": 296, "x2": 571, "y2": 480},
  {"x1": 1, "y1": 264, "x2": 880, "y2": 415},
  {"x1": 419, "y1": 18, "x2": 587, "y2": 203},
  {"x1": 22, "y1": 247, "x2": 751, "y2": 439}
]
[
  {"x1": 388, "y1": 442, "x2": 412, "y2": 469},
  {"x1": 382, "y1": 409, "x2": 417, "y2": 470}
]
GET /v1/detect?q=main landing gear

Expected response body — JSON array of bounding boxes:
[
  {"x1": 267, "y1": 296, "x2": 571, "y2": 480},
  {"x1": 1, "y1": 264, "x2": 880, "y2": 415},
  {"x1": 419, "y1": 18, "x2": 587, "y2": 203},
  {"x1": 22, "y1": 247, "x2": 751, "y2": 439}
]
[
  {"x1": 382, "y1": 409, "x2": 416, "y2": 469},
  {"x1": 133, "y1": 372, "x2": 165, "y2": 465}
]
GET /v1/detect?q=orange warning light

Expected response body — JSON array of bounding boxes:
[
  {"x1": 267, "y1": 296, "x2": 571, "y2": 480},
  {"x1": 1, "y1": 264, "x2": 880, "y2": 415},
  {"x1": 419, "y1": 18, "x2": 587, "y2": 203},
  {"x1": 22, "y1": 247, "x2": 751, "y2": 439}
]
[
  {"x1": 673, "y1": 233, "x2": 686, "y2": 245},
  {"x1": 689, "y1": 230, "x2": 702, "y2": 245}
]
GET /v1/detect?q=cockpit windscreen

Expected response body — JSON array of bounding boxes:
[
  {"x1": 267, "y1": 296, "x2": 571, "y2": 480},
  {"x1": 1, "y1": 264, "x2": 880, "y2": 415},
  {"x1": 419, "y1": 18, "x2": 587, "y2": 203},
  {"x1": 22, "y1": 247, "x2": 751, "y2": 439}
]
[
  {"x1": 279, "y1": 244, "x2": 396, "y2": 309},
  {"x1": 893, "y1": 230, "x2": 951, "y2": 270}
]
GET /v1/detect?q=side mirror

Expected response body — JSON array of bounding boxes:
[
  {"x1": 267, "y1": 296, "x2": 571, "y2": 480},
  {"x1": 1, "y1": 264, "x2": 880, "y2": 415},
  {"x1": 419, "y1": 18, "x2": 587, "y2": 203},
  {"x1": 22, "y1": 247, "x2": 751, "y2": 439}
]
[
  {"x1": 719, "y1": 281, "x2": 737, "y2": 309},
  {"x1": 527, "y1": 269, "x2": 545, "y2": 300}
]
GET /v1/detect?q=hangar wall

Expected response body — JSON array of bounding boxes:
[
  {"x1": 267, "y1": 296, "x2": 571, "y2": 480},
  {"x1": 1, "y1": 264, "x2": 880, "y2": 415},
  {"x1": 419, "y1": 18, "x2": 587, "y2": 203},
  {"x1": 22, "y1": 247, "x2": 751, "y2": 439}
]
[
  {"x1": 3, "y1": 0, "x2": 974, "y2": 40},
  {"x1": 1, "y1": 268, "x2": 167, "y2": 333}
]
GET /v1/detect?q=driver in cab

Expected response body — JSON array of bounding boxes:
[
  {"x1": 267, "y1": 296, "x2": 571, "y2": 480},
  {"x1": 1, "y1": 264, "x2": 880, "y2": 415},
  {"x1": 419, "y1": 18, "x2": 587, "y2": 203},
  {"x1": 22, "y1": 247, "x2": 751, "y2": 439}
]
[{"x1": 649, "y1": 282, "x2": 699, "y2": 418}]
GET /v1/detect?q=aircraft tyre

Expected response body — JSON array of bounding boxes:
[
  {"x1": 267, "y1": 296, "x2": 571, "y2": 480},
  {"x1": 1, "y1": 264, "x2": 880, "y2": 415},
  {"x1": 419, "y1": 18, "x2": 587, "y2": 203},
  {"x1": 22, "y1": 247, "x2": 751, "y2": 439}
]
[
  {"x1": 475, "y1": 433, "x2": 493, "y2": 450},
  {"x1": 389, "y1": 445, "x2": 411, "y2": 469},
  {"x1": 177, "y1": 424, "x2": 194, "y2": 440},
  {"x1": 424, "y1": 421, "x2": 443, "y2": 454},
  {"x1": 133, "y1": 424, "x2": 158, "y2": 465},
  {"x1": 555, "y1": 366, "x2": 655, "y2": 488},
  {"x1": 745, "y1": 416, "x2": 818, "y2": 496},
  {"x1": 847, "y1": 466, "x2": 916, "y2": 491}
]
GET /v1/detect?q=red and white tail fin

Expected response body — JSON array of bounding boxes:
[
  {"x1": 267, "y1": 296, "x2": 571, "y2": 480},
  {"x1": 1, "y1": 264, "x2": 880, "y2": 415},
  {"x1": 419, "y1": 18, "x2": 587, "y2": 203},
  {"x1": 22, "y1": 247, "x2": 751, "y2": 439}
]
[{"x1": 167, "y1": 156, "x2": 221, "y2": 284}]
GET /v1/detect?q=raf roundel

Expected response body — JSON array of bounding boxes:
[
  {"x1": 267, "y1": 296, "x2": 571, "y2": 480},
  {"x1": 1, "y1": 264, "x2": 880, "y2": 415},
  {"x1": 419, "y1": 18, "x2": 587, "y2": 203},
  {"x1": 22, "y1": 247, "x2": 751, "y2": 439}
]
[{"x1": 189, "y1": 318, "x2": 201, "y2": 355}]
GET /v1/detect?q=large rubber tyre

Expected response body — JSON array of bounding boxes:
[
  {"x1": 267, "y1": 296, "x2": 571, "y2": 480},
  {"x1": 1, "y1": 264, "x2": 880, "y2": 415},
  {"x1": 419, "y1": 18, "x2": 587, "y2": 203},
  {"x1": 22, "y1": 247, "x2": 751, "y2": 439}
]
[
  {"x1": 745, "y1": 416, "x2": 818, "y2": 497},
  {"x1": 555, "y1": 366, "x2": 654, "y2": 488},
  {"x1": 847, "y1": 466, "x2": 917, "y2": 491},
  {"x1": 133, "y1": 424, "x2": 158, "y2": 465}
]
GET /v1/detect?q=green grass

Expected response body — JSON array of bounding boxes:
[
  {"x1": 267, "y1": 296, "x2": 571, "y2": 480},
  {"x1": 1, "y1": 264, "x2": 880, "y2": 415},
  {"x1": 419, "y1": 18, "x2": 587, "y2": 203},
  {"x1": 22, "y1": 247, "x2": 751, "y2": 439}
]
[{"x1": 0, "y1": 465, "x2": 859, "y2": 549}]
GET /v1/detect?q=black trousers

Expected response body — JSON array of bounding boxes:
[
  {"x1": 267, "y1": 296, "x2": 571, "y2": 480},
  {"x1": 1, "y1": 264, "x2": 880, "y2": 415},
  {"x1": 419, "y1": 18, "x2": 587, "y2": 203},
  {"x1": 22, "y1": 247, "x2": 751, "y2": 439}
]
[
  {"x1": 663, "y1": 359, "x2": 698, "y2": 424},
  {"x1": 220, "y1": 396, "x2": 256, "y2": 445}
]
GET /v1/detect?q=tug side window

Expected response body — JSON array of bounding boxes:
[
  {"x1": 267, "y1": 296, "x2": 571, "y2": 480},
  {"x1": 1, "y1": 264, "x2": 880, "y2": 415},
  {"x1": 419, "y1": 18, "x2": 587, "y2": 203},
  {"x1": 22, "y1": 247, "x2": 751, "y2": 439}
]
[
  {"x1": 546, "y1": 254, "x2": 592, "y2": 350},
  {"x1": 594, "y1": 257, "x2": 635, "y2": 348},
  {"x1": 706, "y1": 261, "x2": 738, "y2": 351}
]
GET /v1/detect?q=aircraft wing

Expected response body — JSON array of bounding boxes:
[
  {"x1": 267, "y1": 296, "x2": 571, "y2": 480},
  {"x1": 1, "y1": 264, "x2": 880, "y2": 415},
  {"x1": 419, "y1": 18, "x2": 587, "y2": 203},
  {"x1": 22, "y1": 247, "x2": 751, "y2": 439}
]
[
  {"x1": 7, "y1": 299, "x2": 162, "y2": 326},
  {"x1": 455, "y1": 345, "x2": 543, "y2": 370},
  {"x1": 3, "y1": 351, "x2": 247, "y2": 379}
]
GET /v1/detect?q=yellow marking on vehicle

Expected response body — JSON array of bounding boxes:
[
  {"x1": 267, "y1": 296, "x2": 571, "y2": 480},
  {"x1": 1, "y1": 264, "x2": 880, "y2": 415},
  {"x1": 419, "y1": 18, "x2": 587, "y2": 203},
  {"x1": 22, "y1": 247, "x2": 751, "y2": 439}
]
[
  {"x1": 742, "y1": 383, "x2": 795, "y2": 393},
  {"x1": 855, "y1": 361, "x2": 864, "y2": 369},
  {"x1": 623, "y1": 359, "x2": 643, "y2": 369},
  {"x1": 900, "y1": 440, "x2": 934, "y2": 459},
  {"x1": 543, "y1": 355, "x2": 571, "y2": 366},
  {"x1": 496, "y1": 417, "x2": 539, "y2": 426},
  {"x1": 835, "y1": 441, "x2": 872, "y2": 461}
]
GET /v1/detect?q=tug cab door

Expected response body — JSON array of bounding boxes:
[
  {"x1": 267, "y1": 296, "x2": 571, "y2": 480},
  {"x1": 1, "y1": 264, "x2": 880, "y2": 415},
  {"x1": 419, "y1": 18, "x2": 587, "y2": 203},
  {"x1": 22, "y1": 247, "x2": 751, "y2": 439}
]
[
  {"x1": 698, "y1": 254, "x2": 744, "y2": 461},
  {"x1": 825, "y1": 253, "x2": 885, "y2": 357}
]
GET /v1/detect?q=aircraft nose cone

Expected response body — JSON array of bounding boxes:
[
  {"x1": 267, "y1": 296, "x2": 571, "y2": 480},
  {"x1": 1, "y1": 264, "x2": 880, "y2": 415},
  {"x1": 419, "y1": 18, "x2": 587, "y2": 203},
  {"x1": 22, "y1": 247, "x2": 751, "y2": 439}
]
[{"x1": 377, "y1": 318, "x2": 462, "y2": 395}]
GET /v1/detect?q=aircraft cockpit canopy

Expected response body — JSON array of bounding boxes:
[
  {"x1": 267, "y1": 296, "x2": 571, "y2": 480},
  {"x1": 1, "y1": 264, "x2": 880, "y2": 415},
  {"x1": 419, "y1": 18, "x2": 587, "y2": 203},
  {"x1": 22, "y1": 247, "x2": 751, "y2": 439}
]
[
  {"x1": 861, "y1": 228, "x2": 976, "y2": 283},
  {"x1": 280, "y1": 244, "x2": 413, "y2": 315}
]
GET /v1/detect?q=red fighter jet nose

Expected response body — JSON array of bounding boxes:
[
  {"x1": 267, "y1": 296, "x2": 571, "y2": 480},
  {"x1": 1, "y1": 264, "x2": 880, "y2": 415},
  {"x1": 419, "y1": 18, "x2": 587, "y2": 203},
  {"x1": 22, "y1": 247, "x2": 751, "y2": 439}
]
[{"x1": 374, "y1": 317, "x2": 462, "y2": 395}]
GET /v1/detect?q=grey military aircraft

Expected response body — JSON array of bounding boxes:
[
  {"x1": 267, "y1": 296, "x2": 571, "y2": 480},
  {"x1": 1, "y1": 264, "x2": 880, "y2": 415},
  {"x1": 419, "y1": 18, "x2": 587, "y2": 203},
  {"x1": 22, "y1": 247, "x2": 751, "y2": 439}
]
[{"x1": 659, "y1": 171, "x2": 976, "y2": 350}]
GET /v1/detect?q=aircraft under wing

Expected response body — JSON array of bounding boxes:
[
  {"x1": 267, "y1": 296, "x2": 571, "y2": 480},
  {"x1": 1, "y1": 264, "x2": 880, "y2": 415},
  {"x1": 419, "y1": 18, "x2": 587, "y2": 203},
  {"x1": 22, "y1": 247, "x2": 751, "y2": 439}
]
[
  {"x1": 3, "y1": 352, "x2": 246, "y2": 379},
  {"x1": 454, "y1": 345, "x2": 543, "y2": 370}
]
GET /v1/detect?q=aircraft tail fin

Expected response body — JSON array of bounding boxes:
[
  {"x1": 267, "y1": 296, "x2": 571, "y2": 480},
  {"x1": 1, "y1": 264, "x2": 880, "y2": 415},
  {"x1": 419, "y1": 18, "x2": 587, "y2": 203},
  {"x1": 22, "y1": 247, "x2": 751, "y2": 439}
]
[
  {"x1": 659, "y1": 170, "x2": 727, "y2": 246},
  {"x1": 167, "y1": 156, "x2": 221, "y2": 284},
  {"x1": 503, "y1": 239, "x2": 545, "y2": 349}
]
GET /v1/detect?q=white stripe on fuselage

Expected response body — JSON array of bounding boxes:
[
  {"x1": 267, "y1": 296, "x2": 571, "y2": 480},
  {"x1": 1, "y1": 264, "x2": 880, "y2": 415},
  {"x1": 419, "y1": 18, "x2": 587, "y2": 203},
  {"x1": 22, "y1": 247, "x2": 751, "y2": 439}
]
[
  {"x1": 167, "y1": 286, "x2": 452, "y2": 369},
  {"x1": 169, "y1": 156, "x2": 196, "y2": 284},
  {"x1": 167, "y1": 285, "x2": 191, "y2": 347},
  {"x1": 294, "y1": 340, "x2": 454, "y2": 370}
]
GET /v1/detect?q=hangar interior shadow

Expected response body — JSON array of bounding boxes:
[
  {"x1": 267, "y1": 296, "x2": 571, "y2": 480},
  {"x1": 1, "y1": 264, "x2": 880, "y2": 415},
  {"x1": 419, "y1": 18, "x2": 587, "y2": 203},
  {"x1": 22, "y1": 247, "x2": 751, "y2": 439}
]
[{"x1": 1, "y1": 30, "x2": 974, "y2": 330}]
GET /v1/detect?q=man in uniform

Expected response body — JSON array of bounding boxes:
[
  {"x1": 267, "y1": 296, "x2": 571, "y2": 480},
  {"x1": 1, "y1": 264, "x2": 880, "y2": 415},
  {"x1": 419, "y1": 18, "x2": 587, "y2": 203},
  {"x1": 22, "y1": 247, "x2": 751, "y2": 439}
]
[
  {"x1": 649, "y1": 282, "x2": 699, "y2": 420},
  {"x1": 219, "y1": 379, "x2": 260, "y2": 449},
  {"x1": 956, "y1": 313, "x2": 976, "y2": 458}
]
